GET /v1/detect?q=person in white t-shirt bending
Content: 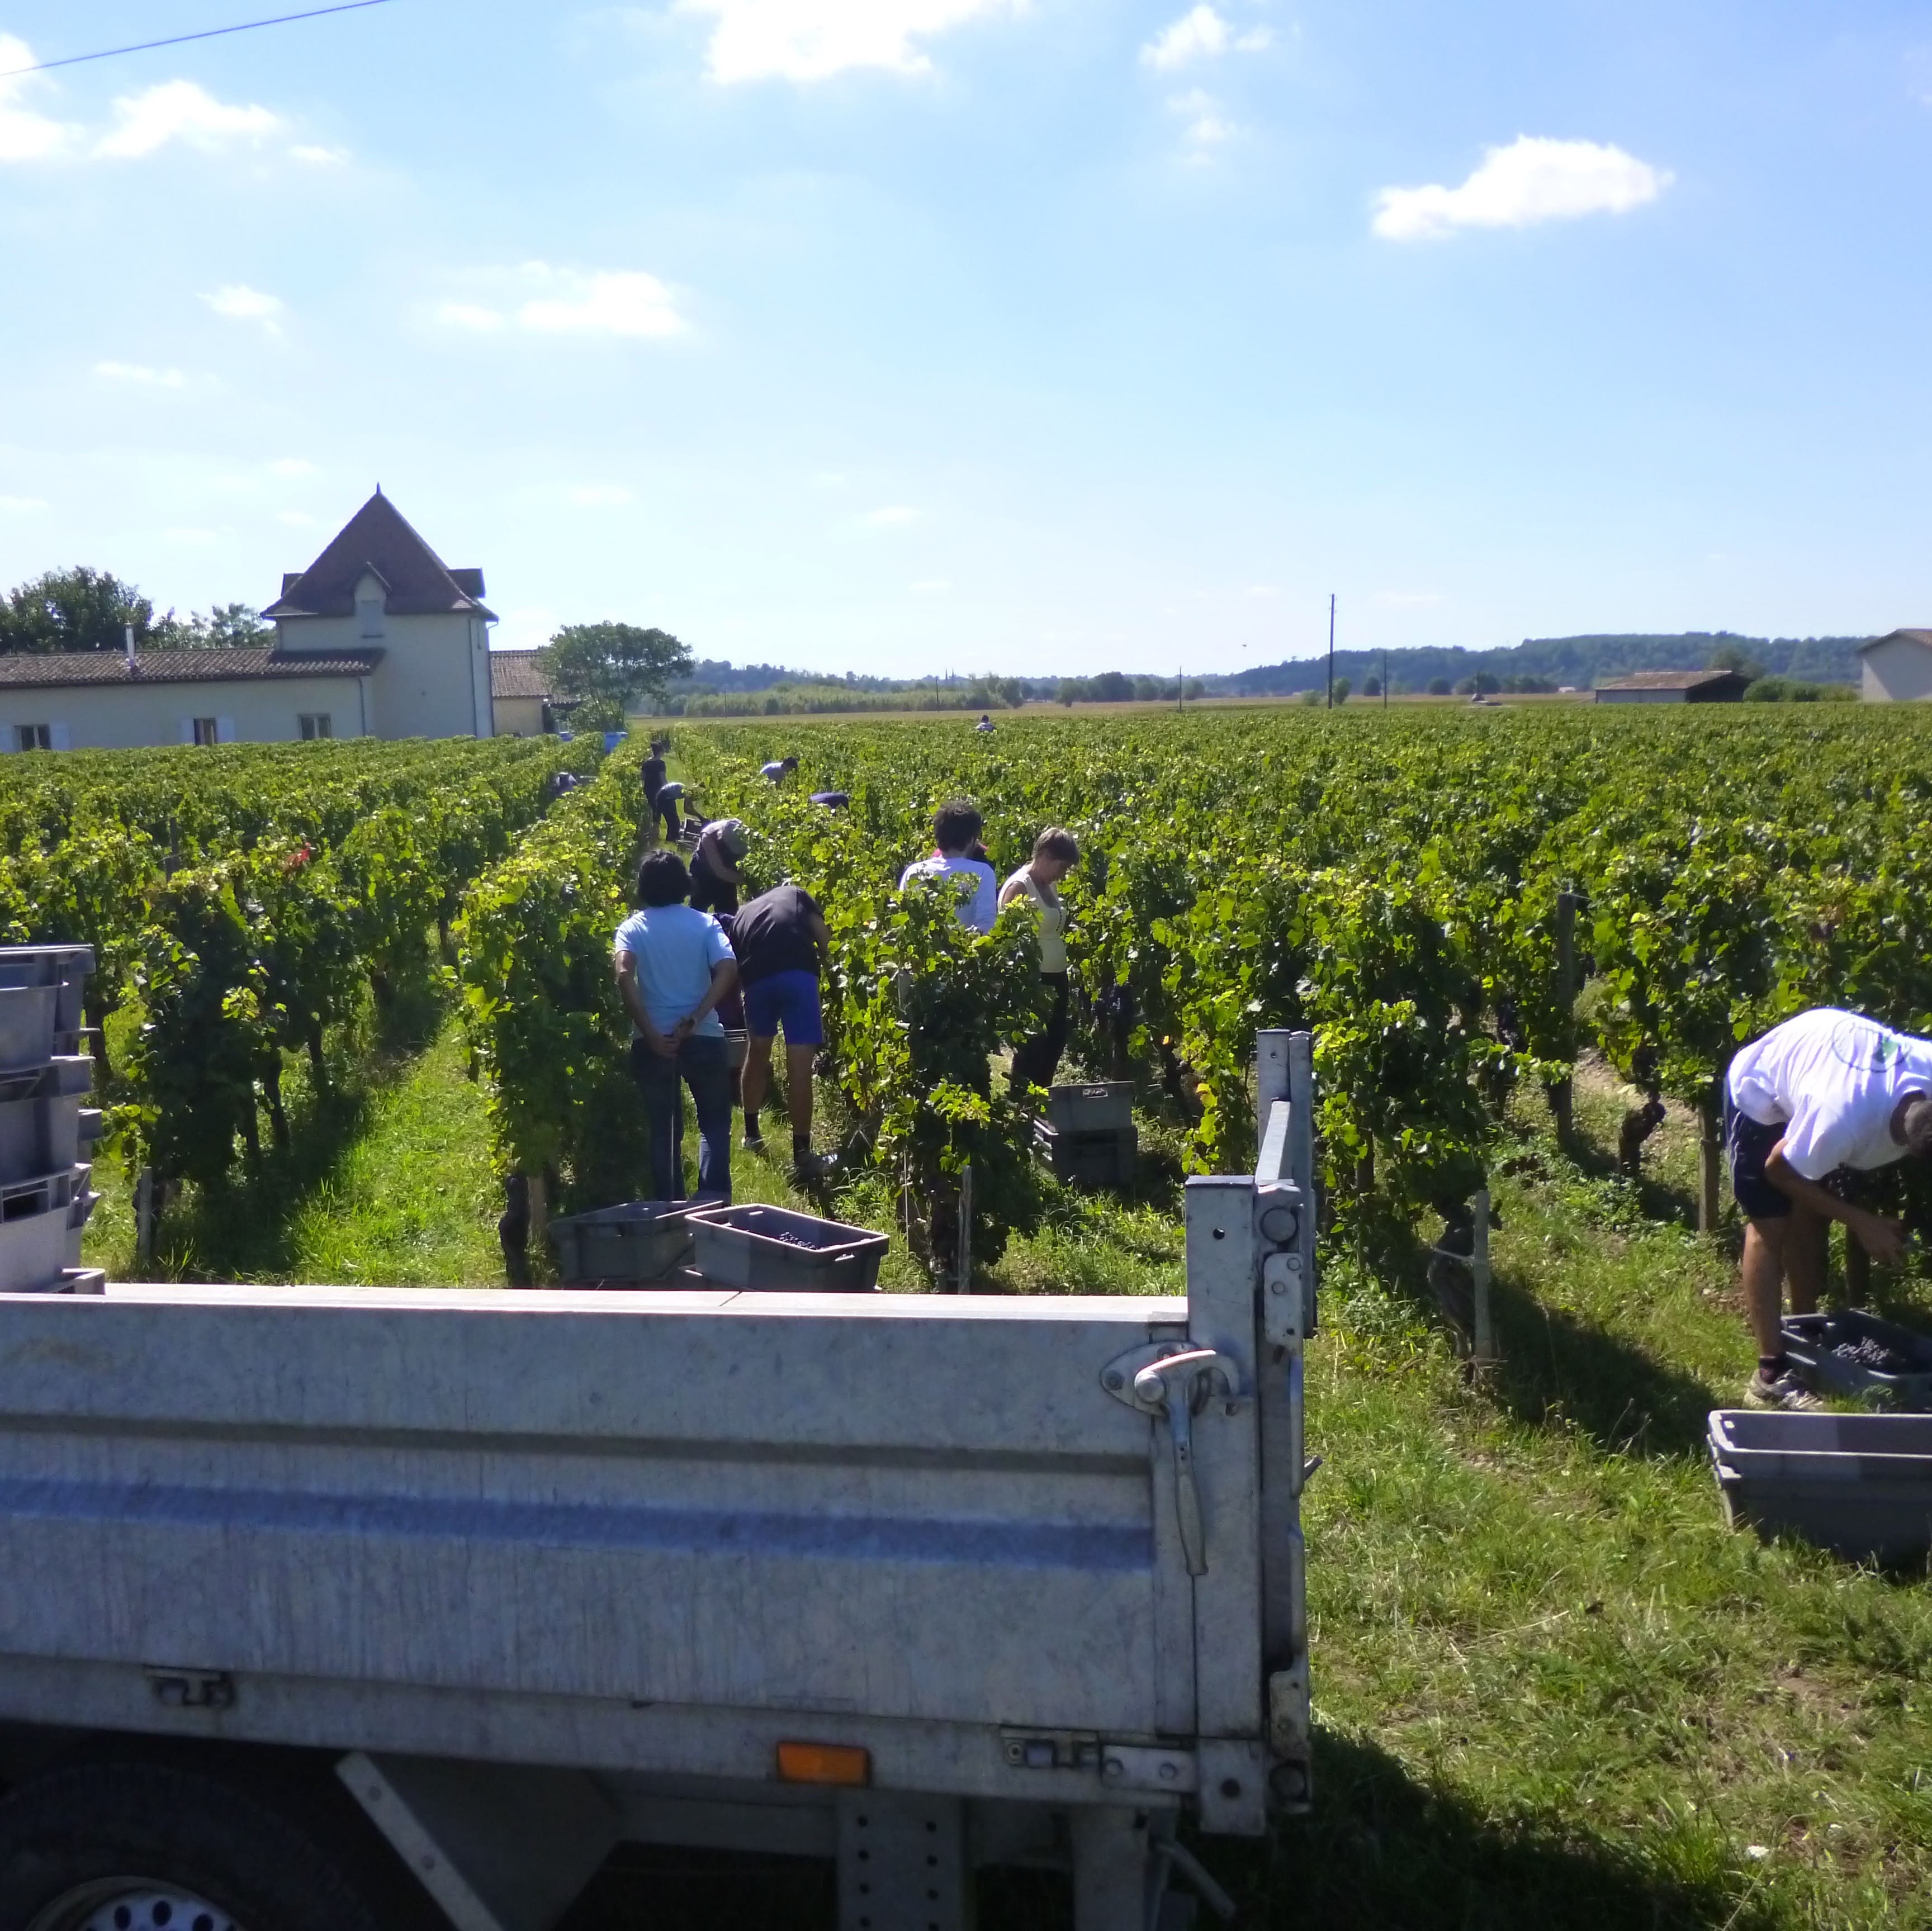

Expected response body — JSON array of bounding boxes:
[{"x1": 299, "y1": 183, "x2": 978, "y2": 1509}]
[
  {"x1": 897, "y1": 800, "x2": 998, "y2": 935},
  {"x1": 1724, "y1": 1008, "x2": 1932, "y2": 1408}
]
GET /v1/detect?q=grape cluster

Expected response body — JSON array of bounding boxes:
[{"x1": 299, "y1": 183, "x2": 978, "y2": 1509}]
[{"x1": 1831, "y1": 1335, "x2": 1911, "y2": 1374}]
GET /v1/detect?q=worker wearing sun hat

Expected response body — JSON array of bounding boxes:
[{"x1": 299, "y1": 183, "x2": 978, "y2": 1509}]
[{"x1": 689, "y1": 817, "x2": 749, "y2": 917}]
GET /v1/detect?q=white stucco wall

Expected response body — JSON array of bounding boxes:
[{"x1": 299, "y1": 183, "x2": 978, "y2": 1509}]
[
  {"x1": 0, "y1": 675, "x2": 370, "y2": 751},
  {"x1": 1860, "y1": 638, "x2": 1932, "y2": 703},
  {"x1": 277, "y1": 610, "x2": 490, "y2": 738},
  {"x1": 493, "y1": 694, "x2": 546, "y2": 737}
]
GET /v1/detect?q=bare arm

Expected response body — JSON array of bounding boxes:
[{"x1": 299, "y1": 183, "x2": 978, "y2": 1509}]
[
  {"x1": 1765, "y1": 1141, "x2": 1906, "y2": 1260},
  {"x1": 997, "y1": 876, "x2": 1026, "y2": 910},
  {"x1": 809, "y1": 911, "x2": 832, "y2": 970}
]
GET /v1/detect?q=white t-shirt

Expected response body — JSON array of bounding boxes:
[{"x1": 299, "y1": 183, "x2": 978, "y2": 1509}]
[
  {"x1": 614, "y1": 905, "x2": 733, "y2": 1037},
  {"x1": 898, "y1": 855, "x2": 998, "y2": 934},
  {"x1": 1725, "y1": 1008, "x2": 1932, "y2": 1180}
]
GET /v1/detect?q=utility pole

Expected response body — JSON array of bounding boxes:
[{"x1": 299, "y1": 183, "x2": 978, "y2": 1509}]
[
  {"x1": 1382, "y1": 647, "x2": 1389, "y2": 710},
  {"x1": 1325, "y1": 594, "x2": 1336, "y2": 710}
]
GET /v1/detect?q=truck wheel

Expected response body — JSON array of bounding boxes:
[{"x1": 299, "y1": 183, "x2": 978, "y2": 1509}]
[{"x1": 0, "y1": 1754, "x2": 423, "y2": 1931}]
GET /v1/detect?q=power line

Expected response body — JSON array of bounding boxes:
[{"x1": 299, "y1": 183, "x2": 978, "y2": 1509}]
[{"x1": 0, "y1": 1, "x2": 395, "y2": 82}]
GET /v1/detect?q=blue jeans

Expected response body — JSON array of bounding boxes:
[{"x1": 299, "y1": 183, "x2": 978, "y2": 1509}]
[{"x1": 631, "y1": 1035, "x2": 733, "y2": 1203}]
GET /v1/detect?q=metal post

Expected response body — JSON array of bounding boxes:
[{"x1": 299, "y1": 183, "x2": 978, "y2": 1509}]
[
  {"x1": 1550, "y1": 888, "x2": 1578, "y2": 1145},
  {"x1": 1381, "y1": 647, "x2": 1388, "y2": 709},
  {"x1": 1471, "y1": 1187, "x2": 1494, "y2": 1367},
  {"x1": 134, "y1": 1167, "x2": 153, "y2": 1269},
  {"x1": 955, "y1": 1161, "x2": 972, "y2": 1291}
]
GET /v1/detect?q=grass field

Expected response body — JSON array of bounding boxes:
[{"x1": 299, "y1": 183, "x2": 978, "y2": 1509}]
[{"x1": 79, "y1": 975, "x2": 1932, "y2": 1929}]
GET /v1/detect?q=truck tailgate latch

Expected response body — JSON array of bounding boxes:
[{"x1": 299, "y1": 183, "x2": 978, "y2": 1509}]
[{"x1": 1102, "y1": 1344, "x2": 1241, "y2": 1578}]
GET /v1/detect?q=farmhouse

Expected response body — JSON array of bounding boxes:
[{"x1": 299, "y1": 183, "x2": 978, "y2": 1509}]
[
  {"x1": 1858, "y1": 630, "x2": 1932, "y2": 703},
  {"x1": 0, "y1": 491, "x2": 502, "y2": 751},
  {"x1": 488, "y1": 649, "x2": 556, "y2": 736},
  {"x1": 1593, "y1": 669, "x2": 1750, "y2": 705}
]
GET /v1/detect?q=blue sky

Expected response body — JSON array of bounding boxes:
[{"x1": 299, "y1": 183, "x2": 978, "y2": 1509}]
[{"x1": 0, "y1": 1, "x2": 1928, "y2": 675}]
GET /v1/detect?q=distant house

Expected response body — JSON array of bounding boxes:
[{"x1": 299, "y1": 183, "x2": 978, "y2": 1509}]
[
  {"x1": 490, "y1": 649, "x2": 555, "y2": 736},
  {"x1": 0, "y1": 490, "x2": 498, "y2": 751},
  {"x1": 1594, "y1": 670, "x2": 1751, "y2": 705},
  {"x1": 1858, "y1": 630, "x2": 1932, "y2": 703}
]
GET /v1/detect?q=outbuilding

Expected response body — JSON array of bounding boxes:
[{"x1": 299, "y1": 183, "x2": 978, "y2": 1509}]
[
  {"x1": 489, "y1": 649, "x2": 556, "y2": 736},
  {"x1": 1593, "y1": 670, "x2": 1751, "y2": 705},
  {"x1": 1858, "y1": 630, "x2": 1932, "y2": 703}
]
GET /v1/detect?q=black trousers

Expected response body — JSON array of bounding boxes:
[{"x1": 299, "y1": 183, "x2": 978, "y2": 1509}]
[{"x1": 1011, "y1": 973, "x2": 1070, "y2": 1094}]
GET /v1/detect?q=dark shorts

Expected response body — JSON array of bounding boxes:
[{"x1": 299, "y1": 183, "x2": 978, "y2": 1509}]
[
  {"x1": 1725, "y1": 1095, "x2": 1854, "y2": 1221},
  {"x1": 742, "y1": 969, "x2": 824, "y2": 1047}
]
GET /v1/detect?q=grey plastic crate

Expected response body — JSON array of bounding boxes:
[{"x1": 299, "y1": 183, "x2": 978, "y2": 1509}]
[
  {"x1": 0, "y1": 985, "x2": 63, "y2": 1073},
  {"x1": 548, "y1": 1201, "x2": 696, "y2": 1284},
  {"x1": 0, "y1": 1168, "x2": 86, "y2": 1294},
  {"x1": 686, "y1": 1203, "x2": 887, "y2": 1292},
  {"x1": 1045, "y1": 1081, "x2": 1135, "y2": 1133},
  {"x1": 1781, "y1": 1311, "x2": 1932, "y2": 1410},
  {"x1": 1708, "y1": 1408, "x2": 1932, "y2": 1563},
  {"x1": 0, "y1": 946, "x2": 94, "y2": 1036},
  {"x1": 0, "y1": 1080, "x2": 98, "y2": 1186},
  {"x1": 1034, "y1": 1119, "x2": 1138, "y2": 1192},
  {"x1": 1, "y1": 1268, "x2": 105, "y2": 1298}
]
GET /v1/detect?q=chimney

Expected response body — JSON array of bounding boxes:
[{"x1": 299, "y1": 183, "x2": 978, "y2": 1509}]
[{"x1": 124, "y1": 624, "x2": 136, "y2": 673}]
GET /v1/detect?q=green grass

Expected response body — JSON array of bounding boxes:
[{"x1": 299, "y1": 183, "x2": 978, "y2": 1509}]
[{"x1": 78, "y1": 1003, "x2": 1932, "y2": 1927}]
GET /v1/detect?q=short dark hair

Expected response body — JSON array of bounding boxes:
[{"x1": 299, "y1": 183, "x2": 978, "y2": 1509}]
[
  {"x1": 1906, "y1": 1097, "x2": 1932, "y2": 1160},
  {"x1": 933, "y1": 799, "x2": 983, "y2": 852},
  {"x1": 1034, "y1": 827, "x2": 1079, "y2": 864},
  {"x1": 636, "y1": 850, "x2": 691, "y2": 907}
]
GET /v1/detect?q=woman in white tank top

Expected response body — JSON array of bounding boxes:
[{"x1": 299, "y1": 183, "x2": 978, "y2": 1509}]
[{"x1": 1000, "y1": 827, "x2": 1080, "y2": 1094}]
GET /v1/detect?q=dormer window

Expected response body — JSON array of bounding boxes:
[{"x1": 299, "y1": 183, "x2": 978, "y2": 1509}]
[{"x1": 355, "y1": 573, "x2": 386, "y2": 639}]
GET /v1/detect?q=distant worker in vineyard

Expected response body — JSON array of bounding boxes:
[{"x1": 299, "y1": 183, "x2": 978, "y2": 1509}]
[
  {"x1": 730, "y1": 880, "x2": 837, "y2": 1180},
  {"x1": 760, "y1": 756, "x2": 798, "y2": 783},
  {"x1": 642, "y1": 741, "x2": 681, "y2": 844},
  {"x1": 1725, "y1": 1007, "x2": 1932, "y2": 1408},
  {"x1": 689, "y1": 818, "x2": 749, "y2": 917},
  {"x1": 614, "y1": 850, "x2": 738, "y2": 1204},
  {"x1": 899, "y1": 800, "x2": 998, "y2": 935},
  {"x1": 1000, "y1": 827, "x2": 1079, "y2": 1094}
]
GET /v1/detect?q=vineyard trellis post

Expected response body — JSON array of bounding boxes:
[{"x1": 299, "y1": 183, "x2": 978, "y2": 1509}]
[
  {"x1": 1697, "y1": 1102, "x2": 1722, "y2": 1236},
  {"x1": 1471, "y1": 1185, "x2": 1495, "y2": 1369},
  {"x1": 956, "y1": 1161, "x2": 972, "y2": 1292},
  {"x1": 1549, "y1": 888, "x2": 1581, "y2": 1147},
  {"x1": 134, "y1": 1168, "x2": 153, "y2": 1270}
]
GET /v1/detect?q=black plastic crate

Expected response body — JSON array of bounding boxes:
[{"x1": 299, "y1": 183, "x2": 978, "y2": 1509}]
[
  {"x1": 686, "y1": 1203, "x2": 887, "y2": 1292},
  {"x1": 1782, "y1": 1310, "x2": 1932, "y2": 1410},
  {"x1": 549, "y1": 1201, "x2": 697, "y2": 1284},
  {"x1": 1044, "y1": 1081, "x2": 1135, "y2": 1134},
  {"x1": 1708, "y1": 1408, "x2": 1932, "y2": 1563},
  {"x1": 1034, "y1": 1120, "x2": 1137, "y2": 1192}
]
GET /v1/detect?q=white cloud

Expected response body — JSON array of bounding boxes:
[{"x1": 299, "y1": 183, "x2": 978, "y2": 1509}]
[
  {"x1": 290, "y1": 143, "x2": 348, "y2": 164},
  {"x1": 1169, "y1": 87, "x2": 1234, "y2": 154},
  {"x1": 1139, "y1": 7, "x2": 1267, "y2": 69},
  {"x1": 0, "y1": 36, "x2": 79, "y2": 162},
  {"x1": 441, "y1": 265, "x2": 685, "y2": 340},
  {"x1": 1373, "y1": 135, "x2": 1671, "y2": 242},
  {"x1": 865, "y1": 504, "x2": 919, "y2": 526},
  {"x1": 96, "y1": 80, "x2": 281, "y2": 159},
  {"x1": 95, "y1": 361, "x2": 187, "y2": 387},
  {"x1": 268, "y1": 457, "x2": 317, "y2": 477},
  {"x1": 276, "y1": 510, "x2": 316, "y2": 526},
  {"x1": 681, "y1": 0, "x2": 1021, "y2": 84},
  {"x1": 0, "y1": 495, "x2": 46, "y2": 513},
  {"x1": 568, "y1": 485, "x2": 635, "y2": 506},
  {"x1": 202, "y1": 284, "x2": 285, "y2": 332}
]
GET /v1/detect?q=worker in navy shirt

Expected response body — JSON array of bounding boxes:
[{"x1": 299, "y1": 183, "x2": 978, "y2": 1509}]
[{"x1": 731, "y1": 883, "x2": 836, "y2": 1180}]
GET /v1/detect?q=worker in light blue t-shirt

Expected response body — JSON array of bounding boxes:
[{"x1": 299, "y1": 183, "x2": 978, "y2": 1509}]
[
  {"x1": 898, "y1": 799, "x2": 998, "y2": 935},
  {"x1": 614, "y1": 849, "x2": 738, "y2": 1203}
]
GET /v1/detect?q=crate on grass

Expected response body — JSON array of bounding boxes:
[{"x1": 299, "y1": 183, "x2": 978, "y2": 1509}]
[
  {"x1": 548, "y1": 1201, "x2": 698, "y2": 1284},
  {"x1": 1034, "y1": 1119, "x2": 1137, "y2": 1192},
  {"x1": 1782, "y1": 1310, "x2": 1932, "y2": 1410},
  {"x1": 1708, "y1": 1408, "x2": 1932, "y2": 1563},
  {"x1": 686, "y1": 1203, "x2": 887, "y2": 1292},
  {"x1": 1044, "y1": 1081, "x2": 1135, "y2": 1135}
]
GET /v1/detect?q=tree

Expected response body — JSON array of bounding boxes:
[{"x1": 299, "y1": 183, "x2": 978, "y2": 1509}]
[
  {"x1": 151, "y1": 602, "x2": 276, "y2": 650},
  {"x1": 1333, "y1": 677, "x2": 1352, "y2": 704},
  {"x1": 542, "y1": 622, "x2": 693, "y2": 715},
  {"x1": 1427, "y1": 677, "x2": 1451, "y2": 696},
  {"x1": 1362, "y1": 674, "x2": 1382, "y2": 698},
  {"x1": 1710, "y1": 641, "x2": 1766, "y2": 683},
  {"x1": 0, "y1": 567, "x2": 156, "y2": 653}
]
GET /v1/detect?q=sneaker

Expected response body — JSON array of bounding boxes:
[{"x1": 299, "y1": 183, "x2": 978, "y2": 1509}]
[
  {"x1": 792, "y1": 1149, "x2": 837, "y2": 1182},
  {"x1": 741, "y1": 1133, "x2": 766, "y2": 1154},
  {"x1": 1742, "y1": 1368, "x2": 1823, "y2": 1411}
]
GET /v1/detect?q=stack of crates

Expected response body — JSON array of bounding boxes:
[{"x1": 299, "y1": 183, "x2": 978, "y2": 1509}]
[
  {"x1": 0, "y1": 946, "x2": 103, "y2": 1296},
  {"x1": 1033, "y1": 1080, "x2": 1137, "y2": 1192}
]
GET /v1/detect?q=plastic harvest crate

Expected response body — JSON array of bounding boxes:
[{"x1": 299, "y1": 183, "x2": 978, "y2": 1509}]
[
  {"x1": 1781, "y1": 1310, "x2": 1932, "y2": 1410},
  {"x1": 1033, "y1": 1119, "x2": 1138, "y2": 1192},
  {"x1": 548, "y1": 1202, "x2": 697, "y2": 1284},
  {"x1": 1045, "y1": 1081, "x2": 1135, "y2": 1134},
  {"x1": 1707, "y1": 1408, "x2": 1932, "y2": 1563},
  {"x1": 0, "y1": 1166, "x2": 87, "y2": 1294},
  {"x1": 686, "y1": 1203, "x2": 887, "y2": 1292}
]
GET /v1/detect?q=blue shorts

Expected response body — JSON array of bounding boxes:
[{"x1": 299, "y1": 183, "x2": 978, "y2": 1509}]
[
  {"x1": 1725, "y1": 1094, "x2": 1853, "y2": 1220},
  {"x1": 742, "y1": 969, "x2": 824, "y2": 1047}
]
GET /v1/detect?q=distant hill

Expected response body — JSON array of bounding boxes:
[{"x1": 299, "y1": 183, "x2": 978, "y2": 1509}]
[{"x1": 1203, "y1": 633, "x2": 1869, "y2": 698}]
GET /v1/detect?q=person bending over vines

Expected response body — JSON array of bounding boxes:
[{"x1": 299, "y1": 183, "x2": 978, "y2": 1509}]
[{"x1": 1725, "y1": 1008, "x2": 1932, "y2": 1408}]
